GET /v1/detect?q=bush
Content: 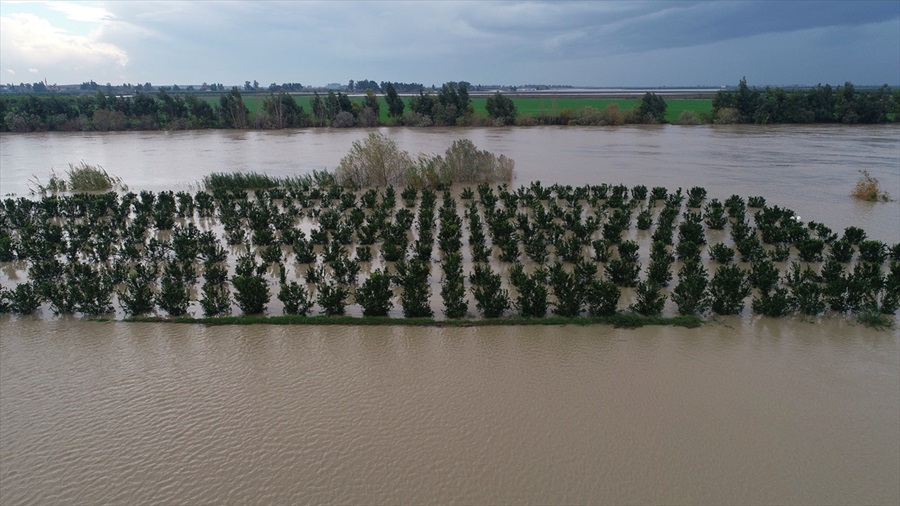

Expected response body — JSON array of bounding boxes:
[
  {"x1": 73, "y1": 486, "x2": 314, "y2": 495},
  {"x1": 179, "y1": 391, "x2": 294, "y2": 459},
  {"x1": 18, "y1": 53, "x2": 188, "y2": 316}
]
[
  {"x1": 278, "y1": 281, "x2": 312, "y2": 316},
  {"x1": 336, "y1": 133, "x2": 412, "y2": 189},
  {"x1": 6, "y1": 282, "x2": 41, "y2": 315},
  {"x1": 851, "y1": 170, "x2": 891, "y2": 202},
  {"x1": 796, "y1": 238, "x2": 825, "y2": 262},
  {"x1": 687, "y1": 186, "x2": 707, "y2": 208},
  {"x1": 397, "y1": 258, "x2": 433, "y2": 318},
  {"x1": 714, "y1": 107, "x2": 740, "y2": 124},
  {"x1": 72, "y1": 264, "x2": 114, "y2": 316},
  {"x1": 335, "y1": 134, "x2": 515, "y2": 190},
  {"x1": 629, "y1": 281, "x2": 667, "y2": 317},
  {"x1": 675, "y1": 111, "x2": 703, "y2": 125},
  {"x1": 647, "y1": 241, "x2": 674, "y2": 286},
  {"x1": 843, "y1": 226, "x2": 867, "y2": 245},
  {"x1": 703, "y1": 200, "x2": 728, "y2": 230},
  {"x1": 858, "y1": 240, "x2": 887, "y2": 264},
  {"x1": 586, "y1": 279, "x2": 620, "y2": 317},
  {"x1": 605, "y1": 241, "x2": 641, "y2": 287},
  {"x1": 636, "y1": 209, "x2": 653, "y2": 230},
  {"x1": 231, "y1": 274, "x2": 270, "y2": 314},
  {"x1": 317, "y1": 279, "x2": 350, "y2": 316},
  {"x1": 470, "y1": 264, "x2": 509, "y2": 318},
  {"x1": 200, "y1": 282, "x2": 232, "y2": 317},
  {"x1": 752, "y1": 287, "x2": 791, "y2": 317},
  {"x1": 789, "y1": 265, "x2": 825, "y2": 316},
  {"x1": 408, "y1": 139, "x2": 516, "y2": 188},
  {"x1": 440, "y1": 252, "x2": 468, "y2": 318},
  {"x1": 749, "y1": 257, "x2": 780, "y2": 292},
  {"x1": 547, "y1": 263, "x2": 583, "y2": 317},
  {"x1": 157, "y1": 274, "x2": 190, "y2": 317},
  {"x1": 672, "y1": 262, "x2": 710, "y2": 316},
  {"x1": 510, "y1": 266, "x2": 549, "y2": 318},
  {"x1": 709, "y1": 264, "x2": 750, "y2": 315},
  {"x1": 118, "y1": 265, "x2": 157, "y2": 316},
  {"x1": 708, "y1": 243, "x2": 735, "y2": 264},
  {"x1": 355, "y1": 270, "x2": 394, "y2": 317}
]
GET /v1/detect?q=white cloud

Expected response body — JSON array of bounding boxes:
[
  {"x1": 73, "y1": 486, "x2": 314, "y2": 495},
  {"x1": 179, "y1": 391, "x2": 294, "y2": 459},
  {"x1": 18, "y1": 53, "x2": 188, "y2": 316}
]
[
  {"x1": 5, "y1": 68, "x2": 15, "y2": 75},
  {"x1": 44, "y1": 2, "x2": 114, "y2": 23},
  {"x1": 0, "y1": 12, "x2": 128, "y2": 81},
  {"x1": 28, "y1": 68, "x2": 38, "y2": 73}
]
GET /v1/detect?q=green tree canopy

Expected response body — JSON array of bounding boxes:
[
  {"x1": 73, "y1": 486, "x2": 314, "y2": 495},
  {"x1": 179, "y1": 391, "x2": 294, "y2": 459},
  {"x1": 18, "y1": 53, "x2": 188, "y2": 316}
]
[
  {"x1": 638, "y1": 92, "x2": 667, "y2": 123},
  {"x1": 485, "y1": 91, "x2": 517, "y2": 125}
]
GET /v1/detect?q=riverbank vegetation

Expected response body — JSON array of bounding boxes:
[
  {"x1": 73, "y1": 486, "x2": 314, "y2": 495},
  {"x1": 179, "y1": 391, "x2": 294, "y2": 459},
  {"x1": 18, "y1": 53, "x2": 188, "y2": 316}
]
[
  {"x1": 2, "y1": 79, "x2": 896, "y2": 132},
  {"x1": 1, "y1": 157, "x2": 897, "y2": 327},
  {"x1": 712, "y1": 78, "x2": 898, "y2": 124}
]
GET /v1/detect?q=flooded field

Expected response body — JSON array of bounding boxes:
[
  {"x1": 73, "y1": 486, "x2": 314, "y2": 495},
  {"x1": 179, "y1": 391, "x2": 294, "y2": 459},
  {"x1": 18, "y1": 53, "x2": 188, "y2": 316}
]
[
  {"x1": 1, "y1": 125, "x2": 899, "y2": 504},
  {"x1": 1, "y1": 124, "x2": 898, "y2": 242}
]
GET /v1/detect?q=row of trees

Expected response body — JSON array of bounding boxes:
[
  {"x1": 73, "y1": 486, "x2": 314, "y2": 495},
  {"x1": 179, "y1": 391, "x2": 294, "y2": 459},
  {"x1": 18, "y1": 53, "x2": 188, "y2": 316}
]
[
  {"x1": 4, "y1": 80, "x2": 895, "y2": 132},
  {"x1": 0, "y1": 81, "x2": 493, "y2": 131},
  {"x1": 712, "y1": 78, "x2": 898, "y2": 124},
  {"x1": 2, "y1": 180, "x2": 897, "y2": 321}
]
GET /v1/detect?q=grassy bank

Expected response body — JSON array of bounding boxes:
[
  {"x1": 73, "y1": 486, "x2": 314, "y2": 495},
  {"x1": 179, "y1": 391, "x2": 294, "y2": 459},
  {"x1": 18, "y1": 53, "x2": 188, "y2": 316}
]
[{"x1": 126, "y1": 313, "x2": 705, "y2": 328}]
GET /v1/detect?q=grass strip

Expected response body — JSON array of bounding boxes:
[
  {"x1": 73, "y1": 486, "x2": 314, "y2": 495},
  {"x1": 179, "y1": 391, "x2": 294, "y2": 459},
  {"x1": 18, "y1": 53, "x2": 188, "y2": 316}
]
[{"x1": 125, "y1": 313, "x2": 704, "y2": 328}]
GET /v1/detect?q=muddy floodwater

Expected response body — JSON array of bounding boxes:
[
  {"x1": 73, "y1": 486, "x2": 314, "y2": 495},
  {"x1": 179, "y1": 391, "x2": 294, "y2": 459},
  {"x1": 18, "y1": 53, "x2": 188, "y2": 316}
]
[
  {"x1": 2, "y1": 319, "x2": 898, "y2": 505},
  {"x1": 1, "y1": 125, "x2": 899, "y2": 504}
]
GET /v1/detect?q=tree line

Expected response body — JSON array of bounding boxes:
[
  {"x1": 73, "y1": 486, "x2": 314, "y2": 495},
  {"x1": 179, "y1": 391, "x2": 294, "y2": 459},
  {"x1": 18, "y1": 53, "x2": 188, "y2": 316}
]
[
  {"x1": 712, "y1": 77, "x2": 898, "y2": 124},
  {"x1": 2, "y1": 79, "x2": 896, "y2": 132}
]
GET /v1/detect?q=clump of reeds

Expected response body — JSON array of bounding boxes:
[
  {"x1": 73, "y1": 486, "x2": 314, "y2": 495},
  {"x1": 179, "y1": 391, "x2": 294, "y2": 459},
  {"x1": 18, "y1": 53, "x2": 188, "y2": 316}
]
[
  {"x1": 29, "y1": 162, "x2": 124, "y2": 194},
  {"x1": 203, "y1": 169, "x2": 337, "y2": 192},
  {"x1": 203, "y1": 171, "x2": 281, "y2": 191},
  {"x1": 66, "y1": 161, "x2": 123, "y2": 191},
  {"x1": 28, "y1": 170, "x2": 68, "y2": 194},
  {"x1": 852, "y1": 170, "x2": 891, "y2": 202}
]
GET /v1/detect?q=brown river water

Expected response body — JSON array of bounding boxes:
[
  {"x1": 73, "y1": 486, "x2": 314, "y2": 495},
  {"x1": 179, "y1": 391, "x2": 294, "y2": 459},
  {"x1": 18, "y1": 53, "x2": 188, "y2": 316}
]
[{"x1": 1, "y1": 125, "x2": 899, "y2": 504}]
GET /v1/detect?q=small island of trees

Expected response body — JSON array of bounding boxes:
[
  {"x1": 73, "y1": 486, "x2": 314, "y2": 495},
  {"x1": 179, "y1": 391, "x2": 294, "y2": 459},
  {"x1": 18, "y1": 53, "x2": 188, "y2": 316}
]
[{"x1": 1, "y1": 136, "x2": 897, "y2": 329}]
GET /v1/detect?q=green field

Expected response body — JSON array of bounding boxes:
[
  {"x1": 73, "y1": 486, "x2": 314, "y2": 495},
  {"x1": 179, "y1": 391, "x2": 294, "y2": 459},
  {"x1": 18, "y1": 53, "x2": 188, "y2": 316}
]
[{"x1": 210, "y1": 94, "x2": 713, "y2": 124}]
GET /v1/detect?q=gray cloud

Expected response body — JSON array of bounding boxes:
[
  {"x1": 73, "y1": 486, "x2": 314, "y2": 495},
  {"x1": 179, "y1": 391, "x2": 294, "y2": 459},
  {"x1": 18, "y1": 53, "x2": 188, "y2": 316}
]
[{"x1": 2, "y1": 1, "x2": 897, "y2": 86}]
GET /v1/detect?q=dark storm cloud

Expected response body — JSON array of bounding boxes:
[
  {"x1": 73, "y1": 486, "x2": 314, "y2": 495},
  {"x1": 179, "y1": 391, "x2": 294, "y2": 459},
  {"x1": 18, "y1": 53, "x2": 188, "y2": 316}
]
[
  {"x1": 2, "y1": 1, "x2": 897, "y2": 86},
  {"x1": 456, "y1": 1, "x2": 900, "y2": 57}
]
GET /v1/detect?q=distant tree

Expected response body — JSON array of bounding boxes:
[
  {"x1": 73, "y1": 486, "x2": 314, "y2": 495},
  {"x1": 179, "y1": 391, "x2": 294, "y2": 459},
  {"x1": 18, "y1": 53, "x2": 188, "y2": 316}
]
[
  {"x1": 185, "y1": 94, "x2": 217, "y2": 128},
  {"x1": 638, "y1": 92, "x2": 667, "y2": 123},
  {"x1": 436, "y1": 81, "x2": 471, "y2": 125},
  {"x1": 310, "y1": 92, "x2": 326, "y2": 126},
  {"x1": 363, "y1": 89, "x2": 380, "y2": 116},
  {"x1": 356, "y1": 79, "x2": 380, "y2": 92},
  {"x1": 359, "y1": 89, "x2": 381, "y2": 126},
  {"x1": 263, "y1": 92, "x2": 308, "y2": 128},
  {"x1": 409, "y1": 91, "x2": 436, "y2": 119},
  {"x1": 735, "y1": 77, "x2": 759, "y2": 123},
  {"x1": 384, "y1": 82, "x2": 405, "y2": 118},
  {"x1": 485, "y1": 91, "x2": 517, "y2": 125},
  {"x1": 219, "y1": 87, "x2": 249, "y2": 129}
]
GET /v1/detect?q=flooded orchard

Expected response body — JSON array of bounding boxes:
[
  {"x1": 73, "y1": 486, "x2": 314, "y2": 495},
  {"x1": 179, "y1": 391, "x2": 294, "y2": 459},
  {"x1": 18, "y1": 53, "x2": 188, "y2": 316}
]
[{"x1": 1, "y1": 125, "x2": 899, "y2": 504}]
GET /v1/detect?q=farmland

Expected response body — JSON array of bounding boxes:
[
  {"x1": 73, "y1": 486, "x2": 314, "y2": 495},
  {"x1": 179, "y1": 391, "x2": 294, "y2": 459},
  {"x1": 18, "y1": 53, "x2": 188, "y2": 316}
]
[{"x1": 208, "y1": 94, "x2": 713, "y2": 124}]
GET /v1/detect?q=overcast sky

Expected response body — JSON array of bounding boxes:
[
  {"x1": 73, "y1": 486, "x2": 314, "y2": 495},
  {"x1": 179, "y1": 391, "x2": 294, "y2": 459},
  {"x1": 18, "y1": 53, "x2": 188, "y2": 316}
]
[{"x1": 1, "y1": 0, "x2": 898, "y2": 88}]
